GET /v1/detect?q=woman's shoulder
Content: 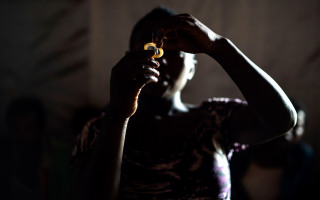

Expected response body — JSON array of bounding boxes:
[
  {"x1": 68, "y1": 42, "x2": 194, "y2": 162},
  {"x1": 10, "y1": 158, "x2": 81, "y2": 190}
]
[
  {"x1": 181, "y1": 97, "x2": 248, "y2": 126},
  {"x1": 186, "y1": 97, "x2": 247, "y2": 119},
  {"x1": 184, "y1": 97, "x2": 246, "y2": 111}
]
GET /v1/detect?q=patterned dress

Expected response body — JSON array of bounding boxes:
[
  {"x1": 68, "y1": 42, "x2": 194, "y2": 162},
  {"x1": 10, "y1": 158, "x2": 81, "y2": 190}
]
[{"x1": 70, "y1": 98, "x2": 247, "y2": 200}]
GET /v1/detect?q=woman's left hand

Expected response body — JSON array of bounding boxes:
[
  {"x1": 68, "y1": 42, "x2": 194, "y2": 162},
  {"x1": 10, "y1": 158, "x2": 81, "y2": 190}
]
[{"x1": 152, "y1": 13, "x2": 221, "y2": 54}]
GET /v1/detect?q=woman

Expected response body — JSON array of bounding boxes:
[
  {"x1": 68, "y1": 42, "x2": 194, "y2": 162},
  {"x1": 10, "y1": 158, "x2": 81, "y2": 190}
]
[{"x1": 70, "y1": 7, "x2": 297, "y2": 200}]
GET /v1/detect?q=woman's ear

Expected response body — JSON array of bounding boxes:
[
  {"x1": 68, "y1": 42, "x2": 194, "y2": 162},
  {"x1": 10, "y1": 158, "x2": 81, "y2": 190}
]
[{"x1": 187, "y1": 59, "x2": 197, "y2": 80}]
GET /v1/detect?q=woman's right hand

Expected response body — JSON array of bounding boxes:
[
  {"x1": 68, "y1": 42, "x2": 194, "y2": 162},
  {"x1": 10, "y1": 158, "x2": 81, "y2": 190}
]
[{"x1": 109, "y1": 50, "x2": 160, "y2": 118}]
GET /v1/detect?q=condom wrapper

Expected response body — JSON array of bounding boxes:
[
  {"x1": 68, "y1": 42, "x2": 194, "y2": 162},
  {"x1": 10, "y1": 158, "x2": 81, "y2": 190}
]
[{"x1": 144, "y1": 42, "x2": 163, "y2": 58}]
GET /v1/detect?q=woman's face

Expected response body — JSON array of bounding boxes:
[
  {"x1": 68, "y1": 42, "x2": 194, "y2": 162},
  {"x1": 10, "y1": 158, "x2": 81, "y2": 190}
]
[
  {"x1": 131, "y1": 21, "x2": 196, "y2": 99},
  {"x1": 143, "y1": 49, "x2": 195, "y2": 98}
]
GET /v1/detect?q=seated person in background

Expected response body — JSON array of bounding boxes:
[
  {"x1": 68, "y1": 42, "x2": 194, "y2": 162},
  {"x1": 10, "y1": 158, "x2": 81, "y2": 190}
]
[
  {"x1": 4, "y1": 96, "x2": 49, "y2": 200},
  {"x1": 230, "y1": 99, "x2": 316, "y2": 200},
  {"x1": 70, "y1": 7, "x2": 297, "y2": 200}
]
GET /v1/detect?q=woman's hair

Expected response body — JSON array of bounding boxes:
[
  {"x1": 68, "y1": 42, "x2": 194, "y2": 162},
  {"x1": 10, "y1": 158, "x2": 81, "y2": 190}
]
[{"x1": 129, "y1": 6, "x2": 176, "y2": 50}]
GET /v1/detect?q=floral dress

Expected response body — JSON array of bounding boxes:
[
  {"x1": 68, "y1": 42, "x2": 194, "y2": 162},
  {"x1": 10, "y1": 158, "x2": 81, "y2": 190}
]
[{"x1": 70, "y1": 98, "x2": 247, "y2": 200}]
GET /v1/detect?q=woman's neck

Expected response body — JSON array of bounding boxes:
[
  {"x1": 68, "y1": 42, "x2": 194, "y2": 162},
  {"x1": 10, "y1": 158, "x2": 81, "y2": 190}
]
[{"x1": 136, "y1": 92, "x2": 188, "y2": 117}]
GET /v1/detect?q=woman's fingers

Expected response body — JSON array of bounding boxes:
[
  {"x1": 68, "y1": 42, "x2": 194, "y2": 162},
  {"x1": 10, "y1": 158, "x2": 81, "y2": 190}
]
[
  {"x1": 124, "y1": 64, "x2": 159, "y2": 92},
  {"x1": 152, "y1": 14, "x2": 195, "y2": 46},
  {"x1": 124, "y1": 58, "x2": 160, "y2": 83},
  {"x1": 152, "y1": 13, "x2": 218, "y2": 54},
  {"x1": 112, "y1": 50, "x2": 158, "y2": 76},
  {"x1": 132, "y1": 64, "x2": 160, "y2": 82},
  {"x1": 111, "y1": 50, "x2": 160, "y2": 93}
]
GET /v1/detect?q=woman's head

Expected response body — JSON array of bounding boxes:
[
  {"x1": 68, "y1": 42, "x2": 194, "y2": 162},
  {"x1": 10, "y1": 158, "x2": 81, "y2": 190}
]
[
  {"x1": 130, "y1": 7, "x2": 197, "y2": 98},
  {"x1": 129, "y1": 6, "x2": 176, "y2": 51}
]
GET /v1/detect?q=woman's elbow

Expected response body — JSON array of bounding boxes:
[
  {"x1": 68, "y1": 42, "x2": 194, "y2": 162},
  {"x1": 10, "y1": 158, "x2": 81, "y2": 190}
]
[{"x1": 274, "y1": 105, "x2": 297, "y2": 134}]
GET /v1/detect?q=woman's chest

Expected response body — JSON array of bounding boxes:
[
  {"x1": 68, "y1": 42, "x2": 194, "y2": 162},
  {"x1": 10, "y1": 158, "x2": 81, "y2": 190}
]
[
  {"x1": 120, "y1": 143, "x2": 231, "y2": 199},
  {"x1": 125, "y1": 114, "x2": 201, "y2": 156}
]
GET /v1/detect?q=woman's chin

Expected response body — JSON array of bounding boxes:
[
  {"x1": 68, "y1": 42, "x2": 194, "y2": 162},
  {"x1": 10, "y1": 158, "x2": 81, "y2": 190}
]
[{"x1": 142, "y1": 81, "x2": 169, "y2": 97}]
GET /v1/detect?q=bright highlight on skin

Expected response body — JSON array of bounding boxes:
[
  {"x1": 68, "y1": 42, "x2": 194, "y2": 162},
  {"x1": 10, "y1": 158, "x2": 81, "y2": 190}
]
[{"x1": 144, "y1": 42, "x2": 164, "y2": 58}]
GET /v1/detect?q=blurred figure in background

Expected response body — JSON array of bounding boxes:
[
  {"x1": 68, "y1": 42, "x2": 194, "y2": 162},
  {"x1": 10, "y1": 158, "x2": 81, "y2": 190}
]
[
  {"x1": 230, "y1": 98, "x2": 316, "y2": 200},
  {"x1": 3, "y1": 96, "x2": 49, "y2": 200}
]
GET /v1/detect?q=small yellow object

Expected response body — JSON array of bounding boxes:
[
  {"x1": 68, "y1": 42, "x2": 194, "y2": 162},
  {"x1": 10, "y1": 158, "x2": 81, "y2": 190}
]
[{"x1": 144, "y1": 42, "x2": 163, "y2": 58}]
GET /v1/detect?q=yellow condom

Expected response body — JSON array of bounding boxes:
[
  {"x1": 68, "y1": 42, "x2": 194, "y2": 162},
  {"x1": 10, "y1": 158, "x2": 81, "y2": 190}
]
[{"x1": 144, "y1": 42, "x2": 164, "y2": 58}]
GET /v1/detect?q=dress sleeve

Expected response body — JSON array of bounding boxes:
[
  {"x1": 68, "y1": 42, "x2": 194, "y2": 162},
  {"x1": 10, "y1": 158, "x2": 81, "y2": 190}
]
[
  {"x1": 202, "y1": 97, "x2": 247, "y2": 129},
  {"x1": 200, "y1": 97, "x2": 248, "y2": 156},
  {"x1": 69, "y1": 113, "x2": 105, "y2": 175}
]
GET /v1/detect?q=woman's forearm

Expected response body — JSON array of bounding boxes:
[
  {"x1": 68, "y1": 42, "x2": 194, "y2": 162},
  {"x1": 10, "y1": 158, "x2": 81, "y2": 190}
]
[
  {"x1": 78, "y1": 111, "x2": 129, "y2": 200},
  {"x1": 209, "y1": 37, "x2": 297, "y2": 134}
]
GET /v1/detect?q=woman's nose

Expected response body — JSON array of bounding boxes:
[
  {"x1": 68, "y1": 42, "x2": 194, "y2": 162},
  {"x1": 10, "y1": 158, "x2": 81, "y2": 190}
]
[{"x1": 159, "y1": 57, "x2": 168, "y2": 66}]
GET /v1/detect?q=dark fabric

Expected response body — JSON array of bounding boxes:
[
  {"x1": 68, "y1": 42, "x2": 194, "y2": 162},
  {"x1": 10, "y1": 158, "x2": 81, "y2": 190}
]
[{"x1": 70, "y1": 98, "x2": 247, "y2": 200}]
